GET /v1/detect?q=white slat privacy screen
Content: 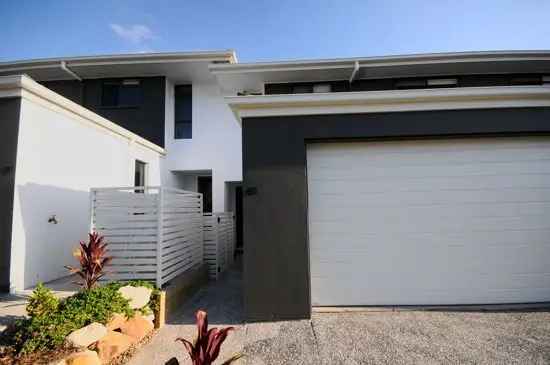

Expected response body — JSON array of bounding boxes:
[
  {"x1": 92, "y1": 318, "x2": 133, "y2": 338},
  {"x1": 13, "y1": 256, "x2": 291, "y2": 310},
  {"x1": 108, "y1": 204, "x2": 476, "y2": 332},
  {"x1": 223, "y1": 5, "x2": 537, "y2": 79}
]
[
  {"x1": 91, "y1": 186, "x2": 203, "y2": 288},
  {"x1": 203, "y1": 212, "x2": 235, "y2": 280}
]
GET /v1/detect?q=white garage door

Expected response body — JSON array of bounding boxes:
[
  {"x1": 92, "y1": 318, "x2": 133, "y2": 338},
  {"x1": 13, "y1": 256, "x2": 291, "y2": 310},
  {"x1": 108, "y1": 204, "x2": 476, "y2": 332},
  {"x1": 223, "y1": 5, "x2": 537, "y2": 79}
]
[{"x1": 307, "y1": 137, "x2": 550, "y2": 306}]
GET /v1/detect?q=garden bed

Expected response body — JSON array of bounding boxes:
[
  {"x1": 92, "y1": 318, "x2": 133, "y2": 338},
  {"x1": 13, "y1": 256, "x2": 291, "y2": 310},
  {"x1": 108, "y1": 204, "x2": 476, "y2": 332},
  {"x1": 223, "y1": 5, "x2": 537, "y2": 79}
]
[{"x1": 0, "y1": 281, "x2": 162, "y2": 365}]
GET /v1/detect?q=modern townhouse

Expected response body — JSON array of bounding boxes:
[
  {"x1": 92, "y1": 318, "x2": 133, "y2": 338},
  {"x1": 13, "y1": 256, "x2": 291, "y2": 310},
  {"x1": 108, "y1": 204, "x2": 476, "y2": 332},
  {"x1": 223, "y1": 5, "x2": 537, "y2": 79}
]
[{"x1": 1, "y1": 50, "x2": 550, "y2": 321}]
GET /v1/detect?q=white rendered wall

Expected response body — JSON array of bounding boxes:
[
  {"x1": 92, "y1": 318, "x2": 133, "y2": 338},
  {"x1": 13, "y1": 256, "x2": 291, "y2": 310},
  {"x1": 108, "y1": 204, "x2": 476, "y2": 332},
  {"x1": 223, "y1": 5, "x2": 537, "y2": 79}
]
[
  {"x1": 10, "y1": 95, "x2": 162, "y2": 291},
  {"x1": 164, "y1": 80, "x2": 242, "y2": 212}
]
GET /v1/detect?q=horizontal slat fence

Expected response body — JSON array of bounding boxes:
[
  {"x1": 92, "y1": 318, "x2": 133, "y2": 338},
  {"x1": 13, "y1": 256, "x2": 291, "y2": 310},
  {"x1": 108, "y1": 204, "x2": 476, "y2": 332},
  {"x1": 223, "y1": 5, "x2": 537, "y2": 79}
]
[
  {"x1": 203, "y1": 212, "x2": 235, "y2": 280},
  {"x1": 91, "y1": 186, "x2": 203, "y2": 288}
]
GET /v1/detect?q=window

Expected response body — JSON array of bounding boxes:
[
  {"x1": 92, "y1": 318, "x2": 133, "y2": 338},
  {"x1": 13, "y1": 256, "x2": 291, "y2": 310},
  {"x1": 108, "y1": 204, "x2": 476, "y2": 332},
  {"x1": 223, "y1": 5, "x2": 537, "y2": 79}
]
[
  {"x1": 510, "y1": 76, "x2": 542, "y2": 86},
  {"x1": 134, "y1": 160, "x2": 146, "y2": 192},
  {"x1": 427, "y1": 78, "x2": 458, "y2": 87},
  {"x1": 312, "y1": 84, "x2": 332, "y2": 93},
  {"x1": 394, "y1": 79, "x2": 426, "y2": 89},
  {"x1": 292, "y1": 84, "x2": 313, "y2": 94},
  {"x1": 174, "y1": 85, "x2": 192, "y2": 139},
  {"x1": 101, "y1": 79, "x2": 142, "y2": 107}
]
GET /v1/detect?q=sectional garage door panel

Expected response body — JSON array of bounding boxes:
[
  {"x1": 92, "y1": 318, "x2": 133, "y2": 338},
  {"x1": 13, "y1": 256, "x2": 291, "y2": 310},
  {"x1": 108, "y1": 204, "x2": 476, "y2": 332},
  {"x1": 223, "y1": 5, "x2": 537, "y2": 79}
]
[{"x1": 307, "y1": 137, "x2": 550, "y2": 306}]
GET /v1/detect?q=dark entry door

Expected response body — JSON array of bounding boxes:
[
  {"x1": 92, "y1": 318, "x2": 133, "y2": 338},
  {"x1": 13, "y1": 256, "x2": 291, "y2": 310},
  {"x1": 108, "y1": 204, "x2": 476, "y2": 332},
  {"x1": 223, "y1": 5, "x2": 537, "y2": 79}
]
[{"x1": 198, "y1": 176, "x2": 212, "y2": 213}]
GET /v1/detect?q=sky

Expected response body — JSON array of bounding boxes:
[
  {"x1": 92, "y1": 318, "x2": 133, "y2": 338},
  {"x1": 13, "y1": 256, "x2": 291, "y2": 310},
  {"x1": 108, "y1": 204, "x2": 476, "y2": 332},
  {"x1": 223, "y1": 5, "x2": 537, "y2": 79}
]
[{"x1": 1, "y1": 0, "x2": 550, "y2": 63}]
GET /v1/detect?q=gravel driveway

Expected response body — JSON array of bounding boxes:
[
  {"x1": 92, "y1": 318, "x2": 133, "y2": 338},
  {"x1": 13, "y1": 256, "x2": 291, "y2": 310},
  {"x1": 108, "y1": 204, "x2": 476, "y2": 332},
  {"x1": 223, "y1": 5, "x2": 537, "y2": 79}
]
[{"x1": 128, "y1": 267, "x2": 550, "y2": 365}]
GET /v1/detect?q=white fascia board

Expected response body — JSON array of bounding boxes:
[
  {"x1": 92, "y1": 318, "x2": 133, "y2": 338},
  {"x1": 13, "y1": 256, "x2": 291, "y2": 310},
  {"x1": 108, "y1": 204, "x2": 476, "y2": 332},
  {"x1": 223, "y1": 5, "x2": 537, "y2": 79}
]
[
  {"x1": 0, "y1": 75, "x2": 165, "y2": 155},
  {"x1": 226, "y1": 85, "x2": 550, "y2": 122},
  {"x1": 210, "y1": 50, "x2": 550, "y2": 74},
  {"x1": 0, "y1": 50, "x2": 237, "y2": 74}
]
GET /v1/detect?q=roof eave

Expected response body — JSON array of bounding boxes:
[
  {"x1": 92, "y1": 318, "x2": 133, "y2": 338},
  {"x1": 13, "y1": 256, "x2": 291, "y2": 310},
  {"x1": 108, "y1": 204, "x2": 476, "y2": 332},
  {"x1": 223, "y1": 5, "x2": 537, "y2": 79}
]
[
  {"x1": 225, "y1": 85, "x2": 550, "y2": 122},
  {"x1": 210, "y1": 50, "x2": 550, "y2": 74},
  {"x1": 0, "y1": 50, "x2": 237, "y2": 74}
]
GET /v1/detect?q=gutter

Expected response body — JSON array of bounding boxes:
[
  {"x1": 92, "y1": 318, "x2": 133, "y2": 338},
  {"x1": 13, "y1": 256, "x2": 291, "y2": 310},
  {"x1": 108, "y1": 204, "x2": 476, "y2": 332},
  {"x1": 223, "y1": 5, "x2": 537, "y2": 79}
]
[
  {"x1": 0, "y1": 50, "x2": 237, "y2": 76},
  {"x1": 209, "y1": 50, "x2": 550, "y2": 74}
]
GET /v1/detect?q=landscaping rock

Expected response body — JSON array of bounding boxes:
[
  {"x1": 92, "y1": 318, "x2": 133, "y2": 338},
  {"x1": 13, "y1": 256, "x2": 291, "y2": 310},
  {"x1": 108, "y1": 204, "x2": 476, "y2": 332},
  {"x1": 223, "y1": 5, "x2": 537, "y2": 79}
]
[
  {"x1": 65, "y1": 350, "x2": 101, "y2": 365},
  {"x1": 118, "y1": 286, "x2": 152, "y2": 309},
  {"x1": 120, "y1": 314, "x2": 154, "y2": 341},
  {"x1": 144, "y1": 313, "x2": 155, "y2": 323},
  {"x1": 135, "y1": 306, "x2": 155, "y2": 323},
  {"x1": 96, "y1": 331, "x2": 135, "y2": 363},
  {"x1": 107, "y1": 312, "x2": 127, "y2": 331},
  {"x1": 66, "y1": 323, "x2": 107, "y2": 348}
]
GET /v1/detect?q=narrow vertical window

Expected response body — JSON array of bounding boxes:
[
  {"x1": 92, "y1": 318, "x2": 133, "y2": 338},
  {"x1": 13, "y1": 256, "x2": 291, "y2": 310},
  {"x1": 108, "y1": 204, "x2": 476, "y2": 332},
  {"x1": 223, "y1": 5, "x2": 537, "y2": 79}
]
[
  {"x1": 134, "y1": 160, "x2": 147, "y2": 193},
  {"x1": 174, "y1": 85, "x2": 192, "y2": 139}
]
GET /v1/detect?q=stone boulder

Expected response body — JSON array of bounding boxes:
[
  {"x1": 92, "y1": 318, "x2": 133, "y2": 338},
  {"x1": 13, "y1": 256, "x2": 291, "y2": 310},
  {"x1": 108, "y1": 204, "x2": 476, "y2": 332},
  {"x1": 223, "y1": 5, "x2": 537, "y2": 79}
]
[
  {"x1": 120, "y1": 314, "x2": 154, "y2": 341},
  {"x1": 106, "y1": 313, "x2": 127, "y2": 331},
  {"x1": 66, "y1": 350, "x2": 101, "y2": 365},
  {"x1": 66, "y1": 323, "x2": 107, "y2": 348},
  {"x1": 96, "y1": 331, "x2": 135, "y2": 363},
  {"x1": 118, "y1": 286, "x2": 152, "y2": 309},
  {"x1": 136, "y1": 306, "x2": 155, "y2": 324}
]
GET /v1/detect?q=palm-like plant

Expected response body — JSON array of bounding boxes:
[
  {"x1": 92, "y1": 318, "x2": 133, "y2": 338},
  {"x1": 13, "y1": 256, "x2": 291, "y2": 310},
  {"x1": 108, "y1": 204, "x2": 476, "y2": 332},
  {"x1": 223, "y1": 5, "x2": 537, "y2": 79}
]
[
  {"x1": 65, "y1": 232, "x2": 111, "y2": 290},
  {"x1": 175, "y1": 310, "x2": 242, "y2": 365}
]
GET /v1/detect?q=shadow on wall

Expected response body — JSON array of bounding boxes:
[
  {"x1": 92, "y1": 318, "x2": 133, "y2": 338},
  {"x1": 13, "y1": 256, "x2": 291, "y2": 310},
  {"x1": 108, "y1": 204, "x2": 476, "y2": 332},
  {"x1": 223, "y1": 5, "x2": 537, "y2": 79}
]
[{"x1": 17, "y1": 183, "x2": 90, "y2": 289}]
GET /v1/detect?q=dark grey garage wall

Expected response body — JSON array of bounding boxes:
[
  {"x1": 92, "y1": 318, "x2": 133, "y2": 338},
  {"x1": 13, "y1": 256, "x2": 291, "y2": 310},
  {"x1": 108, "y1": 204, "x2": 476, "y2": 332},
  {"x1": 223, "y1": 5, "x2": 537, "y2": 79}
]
[
  {"x1": 0, "y1": 97, "x2": 21, "y2": 292},
  {"x1": 242, "y1": 107, "x2": 550, "y2": 321},
  {"x1": 41, "y1": 76, "x2": 166, "y2": 147}
]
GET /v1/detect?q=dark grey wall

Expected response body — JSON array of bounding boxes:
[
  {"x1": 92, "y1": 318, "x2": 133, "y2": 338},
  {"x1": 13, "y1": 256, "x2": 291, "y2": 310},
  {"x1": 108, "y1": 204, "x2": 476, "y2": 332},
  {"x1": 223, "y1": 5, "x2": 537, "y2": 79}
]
[
  {"x1": 265, "y1": 74, "x2": 546, "y2": 94},
  {"x1": 82, "y1": 77, "x2": 166, "y2": 147},
  {"x1": 40, "y1": 77, "x2": 166, "y2": 147},
  {"x1": 0, "y1": 97, "x2": 21, "y2": 292},
  {"x1": 242, "y1": 107, "x2": 550, "y2": 321},
  {"x1": 41, "y1": 80, "x2": 83, "y2": 104}
]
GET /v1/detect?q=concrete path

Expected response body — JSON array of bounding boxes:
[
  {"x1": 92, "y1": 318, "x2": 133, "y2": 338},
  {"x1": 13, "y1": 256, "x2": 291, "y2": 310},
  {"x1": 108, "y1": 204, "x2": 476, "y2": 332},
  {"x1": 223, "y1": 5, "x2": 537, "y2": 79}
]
[{"x1": 127, "y1": 265, "x2": 550, "y2": 365}]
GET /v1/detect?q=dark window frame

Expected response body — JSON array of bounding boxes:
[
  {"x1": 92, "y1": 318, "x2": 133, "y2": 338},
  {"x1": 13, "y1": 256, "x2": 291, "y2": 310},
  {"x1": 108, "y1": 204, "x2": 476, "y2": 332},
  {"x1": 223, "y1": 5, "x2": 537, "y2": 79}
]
[
  {"x1": 174, "y1": 84, "x2": 192, "y2": 139},
  {"x1": 101, "y1": 79, "x2": 143, "y2": 108}
]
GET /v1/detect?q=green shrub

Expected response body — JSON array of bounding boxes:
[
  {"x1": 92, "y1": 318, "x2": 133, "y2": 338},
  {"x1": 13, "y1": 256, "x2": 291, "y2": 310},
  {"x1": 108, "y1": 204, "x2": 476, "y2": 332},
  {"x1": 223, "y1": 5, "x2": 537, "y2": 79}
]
[
  {"x1": 26, "y1": 283, "x2": 59, "y2": 318},
  {"x1": 6, "y1": 280, "x2": 159, "y2": 355},
  {"x1": 10, "y1": 283, "x2": 135, "y2": 354}
]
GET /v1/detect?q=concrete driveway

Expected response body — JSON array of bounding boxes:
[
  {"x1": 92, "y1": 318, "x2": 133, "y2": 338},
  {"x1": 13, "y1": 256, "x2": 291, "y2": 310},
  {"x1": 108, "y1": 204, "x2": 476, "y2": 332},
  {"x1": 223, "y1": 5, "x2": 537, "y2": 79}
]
[{"x1": 128, "y1": 266, "x2": 550, "y2": 365}]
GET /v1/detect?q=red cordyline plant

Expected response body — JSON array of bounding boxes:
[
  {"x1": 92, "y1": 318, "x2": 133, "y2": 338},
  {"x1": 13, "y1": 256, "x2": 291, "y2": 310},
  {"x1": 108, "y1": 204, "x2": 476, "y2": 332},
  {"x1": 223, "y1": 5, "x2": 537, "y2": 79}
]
[
  {"x1": 175, "y1": 310, "x2": 242, "y2": 365},
  {"x1": 65, "y1": 232, "x2": 112, "y2": 290}
]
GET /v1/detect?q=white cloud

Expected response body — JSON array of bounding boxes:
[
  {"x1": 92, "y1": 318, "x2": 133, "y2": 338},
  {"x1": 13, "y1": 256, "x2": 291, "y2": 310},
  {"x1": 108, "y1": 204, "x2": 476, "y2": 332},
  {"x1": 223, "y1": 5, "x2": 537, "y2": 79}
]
[{"x1": 110, "y1": 24, "x2": 155, "y2": 44}]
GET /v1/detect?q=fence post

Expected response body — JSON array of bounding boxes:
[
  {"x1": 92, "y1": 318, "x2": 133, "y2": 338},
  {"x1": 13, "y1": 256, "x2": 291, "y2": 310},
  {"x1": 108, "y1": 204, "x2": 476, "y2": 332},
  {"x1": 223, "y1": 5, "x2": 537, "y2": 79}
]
[
  {"x1": 89, "y1": 189, "x2": 96, "y2": 233},
  {"x1": 156, "y1": 188, "x2": 163, "y2": 288},
  {"x1": 199, "y1": 193, "x2": 204, "y2": 267},
  {"x1": 215, "y1": 214, "x2": 220, "y2": 280}
]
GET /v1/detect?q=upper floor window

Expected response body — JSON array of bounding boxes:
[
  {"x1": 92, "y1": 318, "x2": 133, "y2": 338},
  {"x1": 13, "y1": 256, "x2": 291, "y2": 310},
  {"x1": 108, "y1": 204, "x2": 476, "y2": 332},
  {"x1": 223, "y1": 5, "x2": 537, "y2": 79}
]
[
  {"x1": 101, "y1": 79, "x2": 142, "y2": 107},
  {"x1": 174, "y1": 85, "x2": 192, "y2": 139}
]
